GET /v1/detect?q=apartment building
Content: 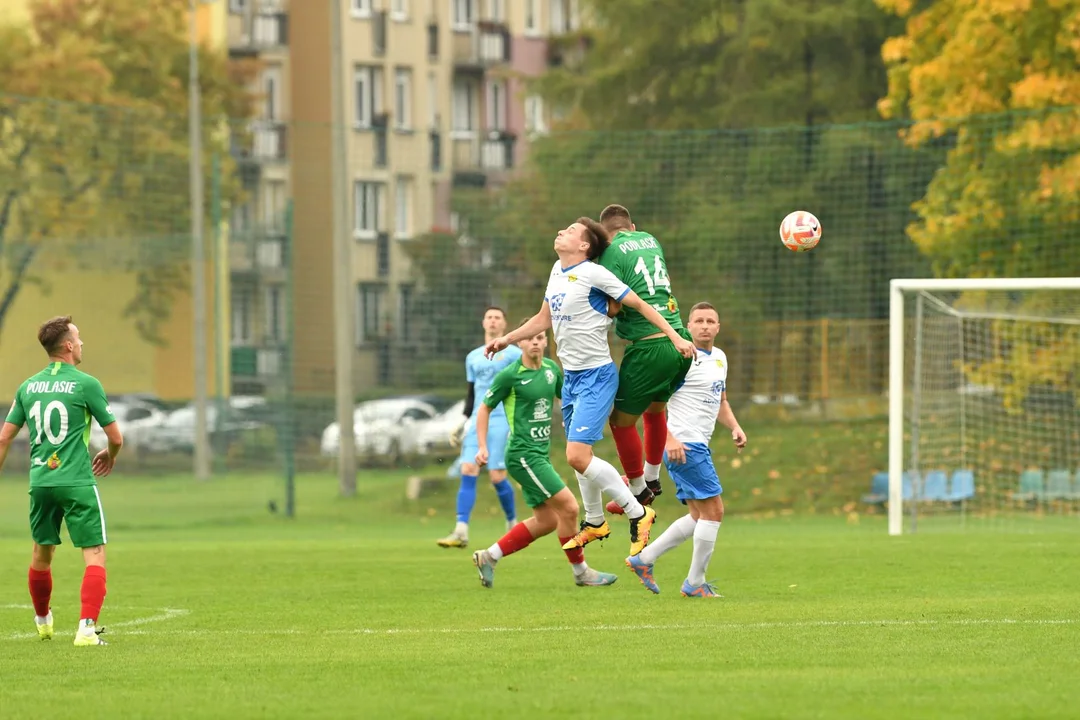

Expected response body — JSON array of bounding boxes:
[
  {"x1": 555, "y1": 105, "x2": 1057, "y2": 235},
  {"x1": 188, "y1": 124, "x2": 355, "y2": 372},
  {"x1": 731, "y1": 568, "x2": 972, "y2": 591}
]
[{"x1": 228, "y1": 0, "x2": 579, "y2": 396}]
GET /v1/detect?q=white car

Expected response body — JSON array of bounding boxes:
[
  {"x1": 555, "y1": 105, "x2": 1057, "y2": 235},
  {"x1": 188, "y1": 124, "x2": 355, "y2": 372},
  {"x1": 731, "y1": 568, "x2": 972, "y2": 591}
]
[
  {"x1": 89, "y1": 400, "x2": 169, "y2": 453},
  {"x1": 142, "y1": 396, "x2": 268, "y2": 454},
  {"x1": 320, "y1": 397, "x2": 439, "y2": 465},
  {"x1": 400, "y1": 400, "x2": 467, "y2": 464}
]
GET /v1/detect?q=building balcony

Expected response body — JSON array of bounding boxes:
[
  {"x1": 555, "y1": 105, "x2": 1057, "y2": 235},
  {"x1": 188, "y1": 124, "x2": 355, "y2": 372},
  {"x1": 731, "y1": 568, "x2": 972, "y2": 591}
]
[
  {"x1": 452, "y1": 21, "x2": 511, "y2": 71},
  {"x1": 231, "y1": 344, "x2": 286, "y2": 382},
  {"x1": 229, "y1": 11, "x2": 289, "y2": 55},
  {"x1": 232, "y1": 121, "x2": 288, "y2": 164},
  {"x1": 451, "y1": 131, "x2": 516, "y2": 187},
  {"x1": 229, "y1": 231, "x2": 288, "y2": 281}
]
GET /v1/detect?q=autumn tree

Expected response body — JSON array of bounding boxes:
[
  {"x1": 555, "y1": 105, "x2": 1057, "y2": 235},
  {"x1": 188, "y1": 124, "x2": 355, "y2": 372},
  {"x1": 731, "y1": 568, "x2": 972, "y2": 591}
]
[{"x1": 0, "y1": 0, "x2": 256, "y2": 343}]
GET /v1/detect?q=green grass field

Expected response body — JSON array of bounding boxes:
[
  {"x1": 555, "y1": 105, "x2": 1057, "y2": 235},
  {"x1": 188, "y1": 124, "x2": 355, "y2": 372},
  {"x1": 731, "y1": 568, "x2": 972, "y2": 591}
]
[{"x1": 0, "y1": 468, "x2": 1078, "y2": 719}]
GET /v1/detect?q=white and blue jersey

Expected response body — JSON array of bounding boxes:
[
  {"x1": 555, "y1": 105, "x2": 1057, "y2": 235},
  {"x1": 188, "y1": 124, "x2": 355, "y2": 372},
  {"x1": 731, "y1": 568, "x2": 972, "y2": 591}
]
[
  {"x1": 544, "y1": 260, "x2": 630, "y2": 444},
  {"x1": 664, "y1": 346, "x2": 729, "y2": 501},
  {"x1": 461, "y1": 344, "x2": 521, "y2": 470}
]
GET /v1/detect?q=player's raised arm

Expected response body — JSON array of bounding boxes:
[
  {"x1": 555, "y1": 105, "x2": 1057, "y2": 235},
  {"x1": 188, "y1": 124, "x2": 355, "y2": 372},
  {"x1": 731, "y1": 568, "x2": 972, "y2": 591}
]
[
  {"x1": 619, "y1": 291, "x2": 695, "y2": 358},
  {"x1": 717, "y1": 391, "x2": 747, "y2": 452},
  {"x1": 487, "y1": 301, "x2": 551, "y2": 358}
]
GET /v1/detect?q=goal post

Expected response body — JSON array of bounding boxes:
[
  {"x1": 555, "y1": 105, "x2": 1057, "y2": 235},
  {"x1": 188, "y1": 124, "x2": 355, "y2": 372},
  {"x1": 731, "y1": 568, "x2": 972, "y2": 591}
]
[{"x1": 888, "y1": 277, "x2": 1080, "y2": 536}]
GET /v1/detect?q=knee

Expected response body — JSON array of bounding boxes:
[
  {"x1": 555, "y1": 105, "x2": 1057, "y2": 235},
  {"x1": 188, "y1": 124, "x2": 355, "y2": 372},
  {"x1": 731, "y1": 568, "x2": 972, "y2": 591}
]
[
  {"x1": 699, "y1": 498, "x2": 724, "y2": 522},
  {"x1": 565, "y1": 444, "x2": 592, "y2": 473},
  {"x1": 490, "y1": 472, "x2": 508, "y2": 485},
  {"x1": 609, "y1": 409, "x2": 637, "y2": 428},
  {"x1": 31, "y1": 544, "x2": 54, "y2": 569},
  {"x1": 460, "y1": 463, "x2": 479, "y2": 476}
]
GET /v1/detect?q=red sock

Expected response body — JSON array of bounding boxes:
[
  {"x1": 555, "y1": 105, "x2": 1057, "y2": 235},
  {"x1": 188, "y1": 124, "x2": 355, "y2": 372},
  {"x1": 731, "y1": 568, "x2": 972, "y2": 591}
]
[
  {"x1": 559, "y1": 536, "x2": 585, "y2": 565},
  {"x1": 642, "y1": 412, "x2": 668, "y2": 466},
  {"x1": 610, "y1": 423, "x2": 645, "y2": 480},
  {"x1": 28, "y1": 568, "x2": 52, "y2": 617},
  {"x1": 496, "y1": 522, "x2": 535, "y2": 558},
  {"x1": 80, "y1": 566, "x2": 107, "y2": 623}
]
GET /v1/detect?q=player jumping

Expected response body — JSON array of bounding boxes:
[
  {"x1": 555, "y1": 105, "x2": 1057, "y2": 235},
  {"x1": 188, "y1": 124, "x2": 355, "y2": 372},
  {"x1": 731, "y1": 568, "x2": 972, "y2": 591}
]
[
  {"x1": 625, "y1": 302, "x2": 747, "y2": 597},
  {"x1": 0, "y1": 316, "x2": 123, "y2": 645},
  {"x1": 438, "y1": 307, "x2": 522, "y2": 548},
  {"x1": 486, "y1": 218, "x2": 694, "y2": 557},
  {"x1": 471, "y1": 322, "x2": 618, "y2": 588},
  {"x1": 597, "y1": 204, "x2": 694, "y2": 514}
]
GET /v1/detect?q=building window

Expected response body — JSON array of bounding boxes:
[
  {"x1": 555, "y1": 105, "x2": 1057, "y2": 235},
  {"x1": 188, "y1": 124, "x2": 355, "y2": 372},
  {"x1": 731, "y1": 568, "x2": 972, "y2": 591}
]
[
  {"x1": 229, "y1": 0, "x2": 246, "y2": 14},
  {"x1": 486, "y1": 79, "x2": 506, "y2": 131},
  {"x1": 353, "y1": 181, "x2": 384, "y2": 240},
  {"x1": 486, "y1": 0, "x2": 504, "y2": 22},
  {"x1": 394, "y1": 68, "x2": 412, "y2": 130},
  {"x1": 265, "y1": 285, "x2": 285, "y2": 342},
  {"x1": 398, "y1": 284, "x2": 415, "y2": 341},
  {"x1": 524, "y1": 95, "x2": 547, "y2": 135},
  {"x1": 395, "y1": 177, "x2": 412, "y2": 239},
  {"x1": 231, "y1": 285, "x2": 253, "y2": 345},
  {"x1": 351, "y1": 0, "x2": 372, "y2": 19},
  {"x1": 354, "y1": 65, "x2": 384, "y2": 129},
  {"x1": 524, "y1": 0, "x2": 539, "y2": 34},
  {"x1": 262, "y1": 66, "x2": 282, "y2": 121},
  {"x1": 263, "y1": 180, "x2": 286, "y2": 233},
  {"x1": 356, "y1": 283, "x2": 385, "y2": 345},
  {"x1": 391, "y1": 0, "x2": 408, "y2": 21},
  {"x1": 451, "y1": 80, "x2": 475, "y2": 135},
  {"x1": 452, "y1": 0, "x2": 474, "y2": 31},
  {"x1": 550, "y1": 0, "x2": 566, "y2": 34}
]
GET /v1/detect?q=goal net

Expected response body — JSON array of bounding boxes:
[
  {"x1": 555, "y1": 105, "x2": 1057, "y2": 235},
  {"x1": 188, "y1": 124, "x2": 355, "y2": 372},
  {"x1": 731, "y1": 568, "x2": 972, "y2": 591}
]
[{"x1": 888, "y1": 279, "x2": 1080, "y2": 534}]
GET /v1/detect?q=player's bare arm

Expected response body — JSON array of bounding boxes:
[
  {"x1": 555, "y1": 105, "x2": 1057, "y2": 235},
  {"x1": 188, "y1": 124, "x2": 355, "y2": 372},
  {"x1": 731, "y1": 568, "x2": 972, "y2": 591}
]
[
  {"x1": 92, "y1": 422, "x2": 123, "y2": 477},
  {"x1": 716, "y1": 391, "x2": 747, "y2": 452},
  {"x1": 474, "y1": 403, "x2": 492, "y2": 466},
  {"x1": 0, "y1": 421, "x2": 23, "y2": 471},
  {"x1": 665, "y1": 428, "x2": 688, "y2": 465},
  {"x1": 619, "y1": 291, "x2": 695, "y2": 358},
  {"x1": 487, "y1": 302, "x2": 552, "y2": 358},
  {"x1": 606, "y1": 297, "x2": 622, "y2": 318}
]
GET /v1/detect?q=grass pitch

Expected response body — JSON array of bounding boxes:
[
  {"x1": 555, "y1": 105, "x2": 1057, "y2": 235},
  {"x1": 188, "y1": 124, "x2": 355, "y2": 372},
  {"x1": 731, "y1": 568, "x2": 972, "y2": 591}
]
[{"x1": 0, "y1": 472, "x2": 1077, "y2": 719}]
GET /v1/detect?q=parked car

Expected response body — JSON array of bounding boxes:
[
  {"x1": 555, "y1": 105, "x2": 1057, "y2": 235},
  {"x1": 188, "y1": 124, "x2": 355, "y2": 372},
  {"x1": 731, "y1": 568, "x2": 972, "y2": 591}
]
[
  {"x1": 401, "y1": 400, "x2": 466, "y2": 465},
  {"x1": 89, "y1": 399, "x2": 169, "y2": 453},
  {"x1": 320, "y1": 396, "x2": 439, "y2": 466},
  {"x1": 141, "y1": 396, "x2": 268, "y2": 454}
]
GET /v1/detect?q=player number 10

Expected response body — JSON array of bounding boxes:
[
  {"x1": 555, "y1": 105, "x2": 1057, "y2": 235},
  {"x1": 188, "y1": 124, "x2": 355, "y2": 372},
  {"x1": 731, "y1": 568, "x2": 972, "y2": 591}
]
[
  {"x1": 634, "y1": 255, "x2": 671, "y2": 296},
  {"x1": 28, "y1": 400, "x2": 69, "y2": 445}
]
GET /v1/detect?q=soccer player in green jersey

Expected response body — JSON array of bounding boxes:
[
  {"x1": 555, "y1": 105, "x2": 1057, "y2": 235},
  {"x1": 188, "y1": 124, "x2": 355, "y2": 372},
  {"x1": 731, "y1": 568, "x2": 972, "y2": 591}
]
[
  {"x1": 0, "y1": 316, "x2": 122, "y2": 646},
  {"x1": 471, "y1": 323, "x2": 618, "y2": 589},
  {"x1": 598, "y1": 204, "x2": 694, "y2": 513}
]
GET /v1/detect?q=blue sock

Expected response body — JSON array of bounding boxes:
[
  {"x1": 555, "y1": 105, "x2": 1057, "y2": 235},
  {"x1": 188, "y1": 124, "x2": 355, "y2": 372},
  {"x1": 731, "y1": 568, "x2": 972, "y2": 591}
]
[
  {"x1": 456, "y1": 474, "x2": 478, "y2": 524},
  {"x1": 493, "y1": 479, "x2": 516, "y2": 521}
]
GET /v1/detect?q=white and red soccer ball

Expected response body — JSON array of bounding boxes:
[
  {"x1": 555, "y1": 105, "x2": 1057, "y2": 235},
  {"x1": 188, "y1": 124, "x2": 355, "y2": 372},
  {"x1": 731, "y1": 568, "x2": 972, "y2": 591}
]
[{"x1": 779, "y1": 210, "x2": 821, "y2": 252}]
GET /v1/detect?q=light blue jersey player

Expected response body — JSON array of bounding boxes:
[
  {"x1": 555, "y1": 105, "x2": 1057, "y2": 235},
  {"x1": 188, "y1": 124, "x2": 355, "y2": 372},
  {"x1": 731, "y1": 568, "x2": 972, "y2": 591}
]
[
  {"x1": 437, "y1": 307, "x2": 522, "y2": 548},
  {"x1": 626, "y1": 301, "x2": 748, "y2": 598},
  {"x1": 484, "y1": 218, "x2": 694, "y2": 559}
]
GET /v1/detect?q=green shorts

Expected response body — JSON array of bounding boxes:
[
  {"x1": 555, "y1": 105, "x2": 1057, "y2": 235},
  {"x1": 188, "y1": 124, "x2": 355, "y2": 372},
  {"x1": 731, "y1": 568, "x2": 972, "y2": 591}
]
[
  {"x1": 507, "y1": 452, "x2": 567, "y2": 508},
  {"x1": 29, "y1": 485, "x2": 107, "y2": 548},
  {"x1": 615, "y1": 328, "x2": 694, "y2": 416}
]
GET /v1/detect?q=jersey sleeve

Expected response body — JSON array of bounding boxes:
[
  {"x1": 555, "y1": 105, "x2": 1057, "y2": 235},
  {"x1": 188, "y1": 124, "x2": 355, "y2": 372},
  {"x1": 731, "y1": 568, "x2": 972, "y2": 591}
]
[
  {"x1": 465, "y1": 351, "x2": 476, "y2": 382},
  {"x1": 83, "y1": 377, "x2": 117, "y2": 428},
  {"x1": 482, "y1": 366, "x2": 513, "y2": 409},
  {"x1": 590, "y1": 264, "x2": 631, "y2": 302},
  {"x1": 5, "y1": 386, "x2": 25, "y2": 426}
]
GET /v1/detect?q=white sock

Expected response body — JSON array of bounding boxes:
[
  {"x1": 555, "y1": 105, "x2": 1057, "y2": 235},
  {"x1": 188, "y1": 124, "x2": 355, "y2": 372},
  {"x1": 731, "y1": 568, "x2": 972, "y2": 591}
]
[
  {"x1": 35, "y1": 612, "x2": 51, "y2": 624},
  {"x1": 628, "y1": 475, "x2": 647, "y2": 494},
  {"x1": 454, "y1": 521, "x2": 469, "y2": 537},
  {"x1": 585, "y1": 457, "x2": 644, "y2": 519},
  {"x1": 687, "y1": 520, "x2": 720, "y2": 586},
  {"x1": 638, "y1": 514, "x2": 697, "y2": 565},
  {"x1": 487, "y1": 543, "x2": 504, "y2": 562},
  {"x1": 644, "y1": 462, "x2": 662, "y2": 484},
  {"x1": 571, "y1": 562, "x2": 588, "y2": 578},
  {"x1": 577, "y1": 471, "x2": 605, "y2": 526}
]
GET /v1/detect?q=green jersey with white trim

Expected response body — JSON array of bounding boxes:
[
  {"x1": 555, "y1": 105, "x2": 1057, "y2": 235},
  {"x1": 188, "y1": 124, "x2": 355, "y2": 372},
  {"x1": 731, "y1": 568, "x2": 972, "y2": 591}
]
[
  {"x1": 482, "y1": 358, "x2": 563, "y2": 456},
  {"x1": 599, "y1": 229, "x2": 685, "y2": 342}
]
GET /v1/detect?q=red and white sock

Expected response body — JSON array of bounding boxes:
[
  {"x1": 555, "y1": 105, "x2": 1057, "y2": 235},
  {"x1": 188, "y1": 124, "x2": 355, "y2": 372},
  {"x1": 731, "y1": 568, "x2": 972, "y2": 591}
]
[
  {"x1": 488, "y1": 522, "x2": 535, "y2": 561},
  {"x1": 28, "y1": 567, "x2": 52, "y2": 619},
  {"x1": 79, "y1": 566, "x2": 107, "y2": 625},
  {"x1": 642, "y1": 411, "x2": 667, "y2": 482}
]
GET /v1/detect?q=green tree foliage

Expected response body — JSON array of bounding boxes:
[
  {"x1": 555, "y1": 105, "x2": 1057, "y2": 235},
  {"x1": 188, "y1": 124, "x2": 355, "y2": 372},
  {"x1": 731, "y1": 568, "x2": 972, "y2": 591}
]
[{"x1": 0, "y1": 0, "x2": 257, "y2": 343}]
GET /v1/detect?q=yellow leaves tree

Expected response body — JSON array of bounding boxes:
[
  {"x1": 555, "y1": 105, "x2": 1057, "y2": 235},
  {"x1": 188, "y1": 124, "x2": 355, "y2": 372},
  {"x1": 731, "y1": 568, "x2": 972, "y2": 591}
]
[
  {"x1": 878, "y1": 0, "x2": 1080, "y2": 411},
  {"x1": 0, "y1": 0, "x2": 257, "y2": 343}
]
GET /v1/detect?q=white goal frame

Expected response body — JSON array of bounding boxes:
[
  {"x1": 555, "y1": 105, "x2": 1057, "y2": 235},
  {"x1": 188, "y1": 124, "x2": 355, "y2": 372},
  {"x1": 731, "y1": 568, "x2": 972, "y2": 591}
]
[{"x1": 888, "y1": 277, "x2": 1080, "y2": 535}]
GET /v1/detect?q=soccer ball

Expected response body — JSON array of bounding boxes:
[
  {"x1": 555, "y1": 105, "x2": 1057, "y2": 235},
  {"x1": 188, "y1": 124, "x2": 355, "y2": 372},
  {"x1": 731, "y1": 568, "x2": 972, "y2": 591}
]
[{"x1": 779, "y1": 210, "x2": 821, "y2": 252}]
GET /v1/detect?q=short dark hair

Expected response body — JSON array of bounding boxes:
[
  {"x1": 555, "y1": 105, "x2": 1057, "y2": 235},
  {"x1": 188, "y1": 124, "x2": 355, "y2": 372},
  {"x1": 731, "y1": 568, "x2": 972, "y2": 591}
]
[
  {"x1": 577, "y1": 217, "x2": 610, "y2": 260},
  {"x1": 38, "y1": 315, "x2": 73, "y2": 355},
  {"x1": 599, "y1": 204, "x2": 633, "y2": 233},
  {"x1": 689, "y1": 302, "x2": 718, "y2": 318},
  {"x1": 484, "y1": 306, "x2": 507, "y2": 319}
]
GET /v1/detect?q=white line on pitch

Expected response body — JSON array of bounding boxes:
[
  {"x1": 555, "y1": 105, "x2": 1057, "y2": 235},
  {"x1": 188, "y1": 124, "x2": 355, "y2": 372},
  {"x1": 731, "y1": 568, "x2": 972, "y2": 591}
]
[
  {"x1": 5, "y1": 617, "x2": 1072, "y2": 640},
  {"x1": 4, "y1": 606, "x2": 190, "y2": 640}
]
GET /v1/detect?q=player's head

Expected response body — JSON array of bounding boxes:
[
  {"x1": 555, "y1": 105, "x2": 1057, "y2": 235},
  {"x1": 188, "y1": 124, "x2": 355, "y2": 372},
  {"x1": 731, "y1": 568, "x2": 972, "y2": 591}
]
[
  {"x1": 516, "y1": 317, "x2": 547, "y2": 361},
  {"x1": 482, "y1": 306, "x2": 508, "y2": 337},
  {"x1": 554, "y1": 218, "x2": 609, "y2": 260},
  {"x1": 599, "y1": 204, "x2": 634, "y2": 233},
  {"x1": 38, "y1": 315, "x2": 82, "y2": 365},
  {"x1": 687, "y1": 302, "x2": 720, "y2": 347}
]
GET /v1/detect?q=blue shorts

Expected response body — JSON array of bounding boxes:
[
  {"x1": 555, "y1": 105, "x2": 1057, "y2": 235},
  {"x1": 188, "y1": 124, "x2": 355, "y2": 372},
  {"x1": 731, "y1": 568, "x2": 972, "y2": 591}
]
[
  {"x1": 562, "y1": 363, "x2": 618, "y2": 445},
  {"x1": 460, "y1": 416, "x2": 509, "y2": 471},
  {"x1": 664, "y1": 442, "x2": 723, "y2": 502}
]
